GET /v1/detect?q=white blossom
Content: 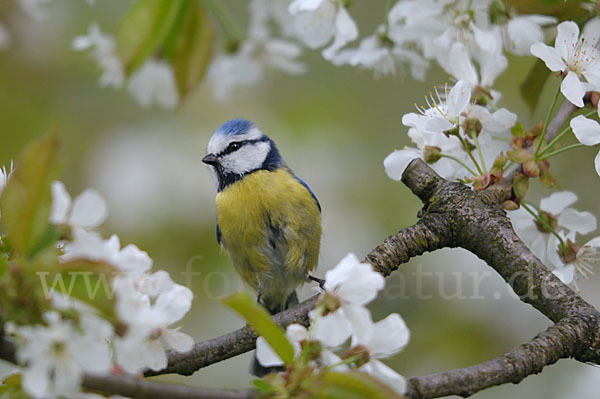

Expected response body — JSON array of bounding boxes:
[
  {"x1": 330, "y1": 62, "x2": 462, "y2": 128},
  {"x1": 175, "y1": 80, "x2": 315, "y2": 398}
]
[
  {"x1": 511, "y1": 191, "x2": 597, "y2": 266},
  {"x1": 127, "y1": 59, "x2": 179, "y2": 109},
  {"x1": 17, "y1": 312, "x2": 112, "y2": 398},
  {"x1": 310, "y1": 253, "x2": 384, "y2": 347},
  {"x1": 208, "y1": 0, "x2": 305, "y2": 102},
  {"x1": 114, "y1": 282, "x2": 194, "y2": 373},
  {"x1": 553, "y1": 236, "x2": 600, "y2": 286},
  {"x1": 256, "y1": 323, "x2": 309, "y2": 367},
  {"x1": 384, "y1": 80, "x2": 513, "y2": 181},
  {"x1": 207, "y1": 50, "x2": 263, "y2": 102},
  {"x1": 72, "y1": 23, "x2": 124, "y2": 89},
  {"x1": 445, "y1": 42, "x2": 506, "y2": 91},
  {"x1": 332, "y1": 29, "x2": 428, "y2": 79},
  {"x1": 50, "y1": 181, "x2": 108, "y2": 230},
  {"x1": 289, "y1": 0, "x2": 358, "y2": 60},
  {"x1": 531, "y1": 21, "x2": 600, "y2": 107},
  {"x1": 503, "y1": 15, "x2": 556, "y2": 56},
  {"x1": 61, "y1": 229, "x2": 152, "y2": 274},
  {"x1": 351, "y1": 313, "x2": 410, "y2": 394},
  {"x1": 569, "y1": 114, "x2": 600, "y2": 176}
]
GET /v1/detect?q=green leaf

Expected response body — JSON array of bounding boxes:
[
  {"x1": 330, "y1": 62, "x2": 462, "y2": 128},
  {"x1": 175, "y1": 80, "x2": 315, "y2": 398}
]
[
  {"x1": 165, "y1": 1, "x2": 214, "y2": 99},
  {"x1": 223, "y1": 292, "x2": 294, "y2": 364},
  {"x1": 0, "y1": 373, "x2": 28, "y2": 399},
  {"x1": 252, "y1": 379, "x2": 278, "y2": 393},
  {"x1": 520, "y1": 59, "x2": 552, "y2": 114},
  {"x1": 511, "y1": 122, "x2": 524, "y2": 138},
  {"x1": 0, "y1": 134, "x2": 61, "y2": 255},
  {"x1": 117, "y1": 0, "x2": 187, "y2": 75},
  {"x1": 319, "y1": 371, "x2": 403, "y2": 399}
]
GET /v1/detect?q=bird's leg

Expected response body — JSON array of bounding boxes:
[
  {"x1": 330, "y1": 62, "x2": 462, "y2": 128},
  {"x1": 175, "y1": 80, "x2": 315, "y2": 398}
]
[
  {"x1": 308, "y1": 274, "x2": 325, "y2": 289},
  {"x1": 256, "y1": 287, "x2": 262, "y2": 304}
]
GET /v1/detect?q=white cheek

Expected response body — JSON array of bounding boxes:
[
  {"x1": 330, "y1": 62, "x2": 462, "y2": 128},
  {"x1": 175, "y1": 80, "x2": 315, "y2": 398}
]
[{"x1": 220, "y1": 142, "x2": 270, "y2": 175}]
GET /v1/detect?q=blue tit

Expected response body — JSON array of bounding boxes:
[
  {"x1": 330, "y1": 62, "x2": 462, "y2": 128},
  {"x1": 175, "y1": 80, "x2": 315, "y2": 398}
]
[{"x1": 202, "y1": 118, "x2": 322, "y2": 315}]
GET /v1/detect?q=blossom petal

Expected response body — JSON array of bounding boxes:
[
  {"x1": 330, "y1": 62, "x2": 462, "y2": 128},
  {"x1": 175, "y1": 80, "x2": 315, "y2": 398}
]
[
  {"x1": 162, "y1": 328, "x2": 195, "y2": 352},
  {"x1": 155, "y1": 284, "x2": 193, "y2": 324},
  {"x1": 49, "y1": 181, "x2": 72, "y2": 225},
  {"x1": 540, "y1": 191, "x2": 578, "y2": 214},
  {"x1": 446, "y1": 80, "x2": 471, "y2": 118},
  {"x1": 312, "y1": 309, "x2": 352, "y2": 347},
  {"x1": 530, "y1": 42, "x2": 565, "y2": 72},
  {"x1": 323, "y1": 253, "x2": 384, "y2": 306},
  {"x1": 22, "y1": 359, "x2": 51, "y2": 398},
  {"x1": 322, "y1": 7, "x2": 358, "y2": 60},
  {"x1": 115, "y1": 337, "x2": 146, "y2": 373},
  {"x1": 570, "y1": 115, "x2": 600, "y2": 146},
  {"x1": 595, "y1": 150, "x2": 600, "y2": 177},
  {"x1": 289, "y1": 0, "x2": 324, "y2": 13},
  {"x1": 292, "y1": 3, "x2": 336, "y2": 49},
  {"x1": 561, "y1": 70, "x2": 585, "y2": 107},
  {"x1": 553, "y1": 264, "x2": 575, "y2": 284},
  {"x1": 427, "y1": 116, "x2": 455, "y2": 132},
  {"x1": 116, "y1": 244, "x2": 153, "y2": 273},
  {"x1": 142, "y1": 339, "x2": 168, "y2": 371},
  {"x1": 69, "y1": 189, "x2": 108, "y2": 229},
  {"x1": 368, "y1": 313, "x2": 410, "y2": 357},
  {"x1": 255, "y1": 336, "x2": 285, "y2": 367},
  {"x1": 321, "y1": 349, "x2": 349, "y2": 371},
  {"x1": 344, "y1": 304, "x2": 373, "y2": 345},
  {"x1": 360, "y1": 359, "x2": 407, "y2": 394},
  {"x1": 555, "y1": 21, "x2": 579, "y2": 61},
  {"x1": 384, "y1": 148, "x2": 421, "y2": 181},
  {"x1": 286, "y1": 324, "x2": 309, "y2": 344},
  {"x1": 558, "y1": 208, "x2": 597, "y2": 234}
]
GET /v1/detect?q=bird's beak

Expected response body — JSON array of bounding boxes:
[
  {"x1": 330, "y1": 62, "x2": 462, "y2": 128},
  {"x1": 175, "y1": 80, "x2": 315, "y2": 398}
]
[{"x1": 202, "y1": 153, "x2": 219, "y2": 166}]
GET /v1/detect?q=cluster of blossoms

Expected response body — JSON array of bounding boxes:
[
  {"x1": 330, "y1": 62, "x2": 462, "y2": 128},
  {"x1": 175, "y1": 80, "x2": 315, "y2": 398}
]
[
  {"x1": 511, "y1": 191, "x2": 600, "y2": 290},
  {"x1": 2, "y1": 174, "x2": 194, "y2": 398},
  {"x1": 377, "y1": 13, "x2": 600, "y2": 290},
  {"x1": 255, "y1": 253, "x2": 410, "y2": 394},
  {"x1": 0, "y1": 0, "x2": 569, "y2": 106}
]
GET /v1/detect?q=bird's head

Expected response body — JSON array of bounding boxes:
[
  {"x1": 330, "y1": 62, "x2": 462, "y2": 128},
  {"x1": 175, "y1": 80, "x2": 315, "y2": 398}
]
[{"x1": 203, "y1": 118, "x2": 284, "y2": 191}]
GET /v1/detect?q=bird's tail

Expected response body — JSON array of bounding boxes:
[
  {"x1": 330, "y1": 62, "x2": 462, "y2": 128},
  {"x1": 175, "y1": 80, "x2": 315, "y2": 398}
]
[{"x1": 250, "y1": 290, "x2": 298, "y2": 377}]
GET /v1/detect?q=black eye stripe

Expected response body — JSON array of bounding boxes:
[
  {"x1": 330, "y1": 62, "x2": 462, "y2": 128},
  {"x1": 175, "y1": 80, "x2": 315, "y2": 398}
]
[{"x1": 217, "y1": 137, "x2": 269, "y2": 157}]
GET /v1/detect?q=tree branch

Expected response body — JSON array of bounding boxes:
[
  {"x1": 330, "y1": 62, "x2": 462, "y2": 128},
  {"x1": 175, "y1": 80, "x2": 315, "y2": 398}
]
[
  {"x1": 143, "y1": 158, "x2": 600, "y2": 398},
  {"x1": 406, "y1": 311, "x2": 596, "y2": 398},
  {"x1": 147, "y1": 221, "x2": 444, "y2": 377},
  {"x1": 82, "y1": 374, "x2": 256, "y2": 399},
  {"x1": 0, "y1": 98, "x2": 593, "y2": 398},
  {"x1": 146, "y1": 295, "x2": 319, "y2": 376}
]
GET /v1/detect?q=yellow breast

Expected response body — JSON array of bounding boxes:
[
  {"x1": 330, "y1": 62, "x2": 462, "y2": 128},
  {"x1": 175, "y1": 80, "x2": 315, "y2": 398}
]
[{"x1": 215, "y1": 168, "x2": 321, "y2": 302}]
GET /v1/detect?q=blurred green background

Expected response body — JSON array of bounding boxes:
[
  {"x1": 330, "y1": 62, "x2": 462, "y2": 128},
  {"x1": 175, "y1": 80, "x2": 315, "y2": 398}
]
[{"x1": 1, "y1": 1, "x2": 600, "y2": 398}]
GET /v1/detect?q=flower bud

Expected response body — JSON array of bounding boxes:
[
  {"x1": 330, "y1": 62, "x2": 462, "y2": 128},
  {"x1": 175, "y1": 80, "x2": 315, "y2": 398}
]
[
  {"x1": 523, "y1": 160, "x2": 540, "y2": 178},
  {"x1": 318, "y1": 292, "x2": 341, "y2": 315},
  {"x1": 342, "y1": 345, "x2": 371, "y2": 367},
  {"x1": 535, "y1": 211, "x2": 558, "y2": 233},
  {"x1": 464, "y1": 117, "x2": 482, "y2": 137},
  {"x1": 502, "y1": 200, "x2": 520, "y2": 210},
  {"x1": 444, "y1": 126, "x2": 460, "y2": 137},
  {"x1": 423, "y1": 145, "x2": 442, "y2": 163}
]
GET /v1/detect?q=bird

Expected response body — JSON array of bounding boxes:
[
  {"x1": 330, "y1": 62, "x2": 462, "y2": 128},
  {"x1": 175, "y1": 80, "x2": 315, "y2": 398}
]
[{"x1": 202, "y1": 118, "x2": 322, "y2": 374}]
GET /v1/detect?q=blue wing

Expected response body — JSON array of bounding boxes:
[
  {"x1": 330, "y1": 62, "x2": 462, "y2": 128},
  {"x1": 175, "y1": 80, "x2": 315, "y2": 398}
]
[
  {"x1": 216, "y1": 220, "x2": 222, "y2": 245},
  {"x1": 294, "y1": 176, "x2": 321, "y2": 213}
]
